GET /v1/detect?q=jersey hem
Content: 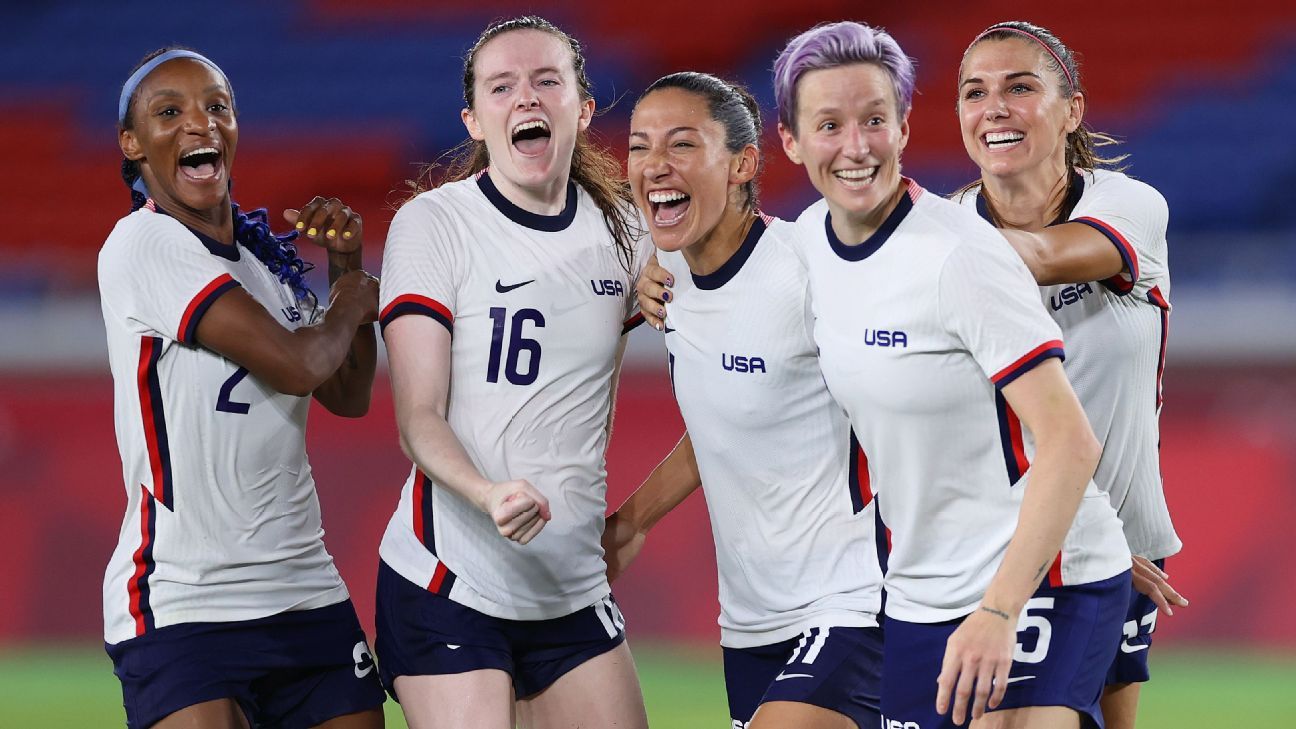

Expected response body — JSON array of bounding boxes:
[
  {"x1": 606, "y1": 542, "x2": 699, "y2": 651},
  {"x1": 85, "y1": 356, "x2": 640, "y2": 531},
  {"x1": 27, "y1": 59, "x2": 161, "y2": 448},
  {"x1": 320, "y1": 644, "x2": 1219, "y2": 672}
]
[
  {"x1": 104, "y1": 585, "x2": 350, "y2": 646},
  {"x1": 719, "y1": 609, "x2": 881, "y2": 649}
]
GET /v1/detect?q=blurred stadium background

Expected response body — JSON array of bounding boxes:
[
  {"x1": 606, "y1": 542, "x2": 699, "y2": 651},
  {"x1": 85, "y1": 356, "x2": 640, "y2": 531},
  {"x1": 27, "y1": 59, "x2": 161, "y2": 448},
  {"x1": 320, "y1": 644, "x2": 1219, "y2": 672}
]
[{"x1": 1, "y1": 1, "x2": 1294, "y2": 726}]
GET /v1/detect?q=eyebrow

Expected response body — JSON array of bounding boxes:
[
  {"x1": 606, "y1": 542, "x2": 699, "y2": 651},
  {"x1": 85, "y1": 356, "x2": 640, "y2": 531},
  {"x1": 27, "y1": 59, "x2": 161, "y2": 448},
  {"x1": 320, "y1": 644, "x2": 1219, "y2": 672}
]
[
  {"x1": 482, "y1": 67, "x2": 563, "y2": 84},
  {"x1": 960, "y1": 71, "x2": 1042, "y2": 88},
  {"x1": 146, "y1": 84, "x2": 228, "y2": 100},
  {"x1": 629, "y1": 126, "x2": 700, "y2": 139}
]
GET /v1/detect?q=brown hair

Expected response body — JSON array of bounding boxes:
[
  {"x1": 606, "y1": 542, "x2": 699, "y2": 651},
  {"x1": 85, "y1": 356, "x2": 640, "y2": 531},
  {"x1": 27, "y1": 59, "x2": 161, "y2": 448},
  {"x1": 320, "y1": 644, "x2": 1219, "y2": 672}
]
[
  {"x1": 955, "y1": 21, "x2": 1128, "y2": 211},
  {"x1": 405, "y1": 16, "x2": 638, "y2": 272}
]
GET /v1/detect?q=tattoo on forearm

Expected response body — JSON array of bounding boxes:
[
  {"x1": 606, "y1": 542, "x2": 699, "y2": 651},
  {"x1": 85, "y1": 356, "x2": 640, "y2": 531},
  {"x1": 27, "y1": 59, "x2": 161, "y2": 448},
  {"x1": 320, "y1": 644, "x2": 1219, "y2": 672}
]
[
  {"x1": 1033, "y1": 561, "x2": 1050, "y2": 581},
  {"x1": 980, "y1": 606, "x2": 1012, "y2": 621}
]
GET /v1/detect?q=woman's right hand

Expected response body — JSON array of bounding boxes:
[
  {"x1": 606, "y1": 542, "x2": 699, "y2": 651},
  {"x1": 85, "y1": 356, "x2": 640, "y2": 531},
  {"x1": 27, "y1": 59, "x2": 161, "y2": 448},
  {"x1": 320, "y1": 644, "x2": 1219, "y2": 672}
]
[
  {"x1": 328, "y1": 269, "x2": 379, "y2": 324},
  {"x1": 482, "y1": 480, "x2": 551, "y2": 545},
  {"x1": 601, "y1": 511, "x2": 646, "y2": 582},
  {"x1": 636, "y1": 254, "x2": 676, "y2": 331}
]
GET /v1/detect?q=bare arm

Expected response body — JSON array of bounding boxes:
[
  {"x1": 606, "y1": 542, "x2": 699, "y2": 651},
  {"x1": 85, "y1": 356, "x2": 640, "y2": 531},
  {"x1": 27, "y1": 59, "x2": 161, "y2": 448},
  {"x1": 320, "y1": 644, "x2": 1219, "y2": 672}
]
[
  {"x1": 998, "y1": 223, "x2": 1125, "y2": 286},
  {"x1": 385, "y1": 314, "x2": 550, "y2": 544},
  {"x1": 194, "y1": 270, "x2": 377, "y2": 398},
  {"x1": 602, "y1": 432, "x2": 702, "y2": 581},
  {"x1": 937, "y1": 358, "x2": 1103, "y2": 724}
]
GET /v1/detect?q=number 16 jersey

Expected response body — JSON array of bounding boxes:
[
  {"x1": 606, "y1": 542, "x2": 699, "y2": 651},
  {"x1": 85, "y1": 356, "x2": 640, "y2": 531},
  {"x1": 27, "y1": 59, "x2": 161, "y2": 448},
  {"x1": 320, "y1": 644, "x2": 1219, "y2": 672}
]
[{"x1": 378, "y1": 172, "x2": 648, "y2": 621}]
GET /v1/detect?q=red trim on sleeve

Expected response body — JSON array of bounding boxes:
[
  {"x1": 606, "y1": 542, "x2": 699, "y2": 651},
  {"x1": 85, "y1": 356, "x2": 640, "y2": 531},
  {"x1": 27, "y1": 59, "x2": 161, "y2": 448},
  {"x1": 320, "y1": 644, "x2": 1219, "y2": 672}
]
[
  {"x1": 1074, "y1": 217, "x2": 1139, "y2": 295},
  {"x1": 380, "y1": 294, "x2": 454, "y2": 334},
  {"x1": 178, "y1": 273, "x2": 237, "y2": 344},
  {"x1": 991, "y1": 340, "x2": 1065, "y2": 386}
]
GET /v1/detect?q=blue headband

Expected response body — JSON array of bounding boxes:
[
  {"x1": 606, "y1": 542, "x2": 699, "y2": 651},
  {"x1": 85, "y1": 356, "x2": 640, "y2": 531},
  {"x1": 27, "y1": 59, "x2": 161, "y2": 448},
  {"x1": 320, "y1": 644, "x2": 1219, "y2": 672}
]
[{"x1": 118, "y1": 50, "x2": 232, "y2": 125}]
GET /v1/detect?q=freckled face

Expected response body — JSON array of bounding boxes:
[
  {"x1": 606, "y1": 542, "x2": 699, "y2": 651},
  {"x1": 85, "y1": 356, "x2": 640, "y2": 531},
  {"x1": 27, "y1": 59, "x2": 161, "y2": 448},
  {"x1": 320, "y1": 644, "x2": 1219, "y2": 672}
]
[{"x1": 463, "y1": 29, "x2": 593, "y2": 194}]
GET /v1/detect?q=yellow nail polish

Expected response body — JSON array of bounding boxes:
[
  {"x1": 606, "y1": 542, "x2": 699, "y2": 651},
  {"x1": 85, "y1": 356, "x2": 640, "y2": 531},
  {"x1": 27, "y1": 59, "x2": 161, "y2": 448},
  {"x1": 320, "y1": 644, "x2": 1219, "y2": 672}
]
[
  {"x1": 306, "y1": 228, "x2": 317, "y2": 237},
  {"x1": 326, "y1": 229, "x2": 336, "y2": 239},
  {"x1": 342, "y1": 231, "x2": 354, "y2": 240},
  {"x1": 295, "y1": 221, "x2": 304, "y2": 230}
]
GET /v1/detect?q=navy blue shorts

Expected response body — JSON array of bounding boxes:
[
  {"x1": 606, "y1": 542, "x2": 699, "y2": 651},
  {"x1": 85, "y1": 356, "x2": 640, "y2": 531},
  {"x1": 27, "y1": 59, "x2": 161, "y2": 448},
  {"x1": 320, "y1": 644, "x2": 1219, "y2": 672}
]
[
  {"x1": 105, "y1": 600, "x2": 385, "y2": 729},
  {"x1": 1106, "y1": 558, "x2": 1164, "y2": 685},
  {"x1": 375, "y1": 560, "x2": 625, "y2": 700},
  {"x1": 882, "y1": 570, "x2": 1130, "y2": 729},
  {"x1": 722, "y1": 625, "x2": 882, "y2": 729}
]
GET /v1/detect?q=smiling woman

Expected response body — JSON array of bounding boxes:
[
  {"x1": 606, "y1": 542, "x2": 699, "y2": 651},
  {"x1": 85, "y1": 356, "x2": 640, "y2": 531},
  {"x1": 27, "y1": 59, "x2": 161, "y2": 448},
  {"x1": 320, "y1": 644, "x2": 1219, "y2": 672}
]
[{"x1": 100, "y1": 47, "x2": 385, "y2": 729}]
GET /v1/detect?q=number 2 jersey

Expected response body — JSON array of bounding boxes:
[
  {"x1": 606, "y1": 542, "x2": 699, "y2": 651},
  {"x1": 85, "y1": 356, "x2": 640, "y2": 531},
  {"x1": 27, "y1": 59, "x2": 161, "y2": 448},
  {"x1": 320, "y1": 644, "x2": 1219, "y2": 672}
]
[
  {"x1": 377, "y1": 172, "x2": 649, "y2": 621},
  {"x1": 793, "y1": 180, "x2": 1131, "y2": 624},
  {"x1": 657, "y1": 215, "x2": 883, "y2": 649},
  {"x1": 957, "y1": 169, "x2": 1182, "y2": 562},
  {"x1": 99, "y1": 205, "x2": 347, "y2": 646}
]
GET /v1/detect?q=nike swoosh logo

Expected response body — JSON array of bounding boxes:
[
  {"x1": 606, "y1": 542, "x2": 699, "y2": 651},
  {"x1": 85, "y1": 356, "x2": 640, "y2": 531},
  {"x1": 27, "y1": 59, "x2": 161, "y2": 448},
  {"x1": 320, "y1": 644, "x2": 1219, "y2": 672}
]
[
  {"x1": 446, "y1": 644, "x2": 462, "y2": 650},
  {"x1": 496, "y1": 279, "x2": 535, "y2": 293},
  {"x1": 1005, "y1": 675, "x2": 1036, "y2": 684},
  {"x1": 774, "y1": 673, "x2": 814, "y2": 681}
]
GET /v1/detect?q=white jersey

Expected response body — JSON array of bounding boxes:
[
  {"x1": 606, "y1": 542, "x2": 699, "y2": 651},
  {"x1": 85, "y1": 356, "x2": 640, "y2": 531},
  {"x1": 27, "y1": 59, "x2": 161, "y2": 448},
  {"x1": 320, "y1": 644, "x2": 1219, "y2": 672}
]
[
  {"x1": 99, "y1": 205, "x2": 347, "y2": 645},
  {"x1": 793, "y1": 180, "x2": 1131, "y2": 624},
  {"x1": 377, "y1": 172, "x2": 648, "y2": 621},
  {"x1": 658, "y1": 215, "x2": 883, "y2": 649},
  {"x1": 957, "y1": 170, "x2": 1180, "y2": 561}
]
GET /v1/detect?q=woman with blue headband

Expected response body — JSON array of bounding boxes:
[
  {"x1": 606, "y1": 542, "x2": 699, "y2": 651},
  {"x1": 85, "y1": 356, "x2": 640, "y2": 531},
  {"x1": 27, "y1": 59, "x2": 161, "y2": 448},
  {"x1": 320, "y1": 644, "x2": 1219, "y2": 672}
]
[{"x1": 99, "y1": 46, "x2": 385, "y2": 729}]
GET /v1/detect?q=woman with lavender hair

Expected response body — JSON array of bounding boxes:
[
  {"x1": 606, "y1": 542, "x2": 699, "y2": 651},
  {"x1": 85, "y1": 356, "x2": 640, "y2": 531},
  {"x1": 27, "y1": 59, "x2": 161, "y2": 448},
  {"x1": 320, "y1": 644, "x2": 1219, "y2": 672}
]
[
  {"x1": 770, "y1": 22, "x2": 1132, "y2": 729},
  {"x1": 641, "y1": 21, "x2": 1134, "y2": 729}
]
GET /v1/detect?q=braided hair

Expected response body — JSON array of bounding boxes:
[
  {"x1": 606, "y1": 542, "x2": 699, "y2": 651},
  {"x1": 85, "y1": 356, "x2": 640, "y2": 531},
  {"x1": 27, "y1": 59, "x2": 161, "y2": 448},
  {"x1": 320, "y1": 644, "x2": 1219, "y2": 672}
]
[{"x1": 119, "y1": 46, "x2": 317, "y2": 307}]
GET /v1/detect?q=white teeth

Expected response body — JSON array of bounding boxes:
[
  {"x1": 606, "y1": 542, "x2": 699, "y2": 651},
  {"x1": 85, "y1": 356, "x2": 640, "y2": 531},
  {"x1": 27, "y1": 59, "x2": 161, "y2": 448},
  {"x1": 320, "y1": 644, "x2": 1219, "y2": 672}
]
[
  {"x1": 648, "y1": 190, "x2": 689, "y2": 203},
  {"x1": 181, "y1": 147, "x2": 218, "y2": 160},
  {"x1": 511, "y1": 120, "x2": 549, "y2": 136},
  {"x1": 834, "y1": 168, "x2": 876, "y2": 181},
  {"x1": 985, "y1": 131, "x2": 1025, "y2": 146}
]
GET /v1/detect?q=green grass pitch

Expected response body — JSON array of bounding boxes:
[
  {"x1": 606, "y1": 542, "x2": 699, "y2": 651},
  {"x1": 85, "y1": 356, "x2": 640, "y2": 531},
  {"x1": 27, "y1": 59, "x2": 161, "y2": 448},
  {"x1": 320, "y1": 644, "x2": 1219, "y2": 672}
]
[{"x1": 2, "y1": 643, "x2": 1293, "y2": 727}]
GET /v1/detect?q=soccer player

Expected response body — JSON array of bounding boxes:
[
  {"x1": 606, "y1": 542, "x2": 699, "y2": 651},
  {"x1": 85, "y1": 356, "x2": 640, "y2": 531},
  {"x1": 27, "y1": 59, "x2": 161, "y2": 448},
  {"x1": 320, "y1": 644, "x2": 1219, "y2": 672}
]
[
  {"x1": 773, "y1": 21, "x2": 1136, "y2": 729},
  {"x1": 605, "y1": 72, "x2": 884, "y2": 729},
  {"x1": 955, "y1": 21, "x2": 1186, "y2": 728},
  {"x1": 100, "y1": 48, "x2": 384, "y2": 728},
  {"x1": 373, "y1": 16, "x2": 650, "y2": 729}
]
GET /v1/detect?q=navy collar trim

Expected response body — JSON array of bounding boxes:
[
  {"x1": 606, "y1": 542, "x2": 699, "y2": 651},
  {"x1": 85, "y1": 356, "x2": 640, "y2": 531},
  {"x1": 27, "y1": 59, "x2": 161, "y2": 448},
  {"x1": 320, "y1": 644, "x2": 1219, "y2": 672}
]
[
  {"x1": 149, "y1": 201, "x2": 240, "y2": 262},
  {"x1": 691, "y1": 216, "x2": 767, "y2": 291},
  {"x1": 974, "y1": 170, "x2": 1086, "y2": 228},
  {"x1": 826, "y1": 189, "x2": 914, "y2": 262},
  {"x1": 477, "y1": 170, "x2": 578, "y2": 232}
]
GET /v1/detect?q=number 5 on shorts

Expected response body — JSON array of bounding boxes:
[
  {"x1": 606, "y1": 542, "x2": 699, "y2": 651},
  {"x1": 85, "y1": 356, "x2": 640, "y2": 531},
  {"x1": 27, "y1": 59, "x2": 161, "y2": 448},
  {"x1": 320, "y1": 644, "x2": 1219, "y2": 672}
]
[{"x1": 1013, "y1": 597, "x2": 1055, "y2": 664}]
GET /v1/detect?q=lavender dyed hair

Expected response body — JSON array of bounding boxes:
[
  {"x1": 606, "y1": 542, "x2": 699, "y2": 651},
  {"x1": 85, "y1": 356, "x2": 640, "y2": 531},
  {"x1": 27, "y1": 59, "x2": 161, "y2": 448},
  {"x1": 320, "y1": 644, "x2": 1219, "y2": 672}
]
[{"x1": 772, "y1": 21, "x2": 916, "y2": 133}]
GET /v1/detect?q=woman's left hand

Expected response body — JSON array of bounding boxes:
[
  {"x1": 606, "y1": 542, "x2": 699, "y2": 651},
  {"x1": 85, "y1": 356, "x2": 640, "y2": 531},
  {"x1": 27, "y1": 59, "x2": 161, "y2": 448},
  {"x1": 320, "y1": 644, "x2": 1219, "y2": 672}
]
[
  {"x1": 284, "y1": 197, "x2": 363, "y2": 255},
  {"x1": 936, "y1": 606, "x2": 1017, "y2": 725},
  {"x1": 1132, "y1": 555, "x2": 1188, "y2": 616}
]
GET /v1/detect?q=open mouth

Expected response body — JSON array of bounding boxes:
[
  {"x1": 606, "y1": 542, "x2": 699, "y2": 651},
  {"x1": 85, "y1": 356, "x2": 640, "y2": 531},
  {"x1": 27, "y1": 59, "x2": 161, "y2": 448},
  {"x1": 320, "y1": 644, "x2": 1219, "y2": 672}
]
[
  {"x1": 647, "y1": 189, "x2": 690, "y2": 227},
  {"x1": 178, "y1": 147, "x2": 222, "y2": 181},
  {"x1": 984, "y1": 130, "x2": 1025, "y2": 150},
  {"x1": 833, "y1": 167, "x2": 878, "y2": 189},
  {"x1": 511, "y1": 119, "x2": 551, "y2": 156}
]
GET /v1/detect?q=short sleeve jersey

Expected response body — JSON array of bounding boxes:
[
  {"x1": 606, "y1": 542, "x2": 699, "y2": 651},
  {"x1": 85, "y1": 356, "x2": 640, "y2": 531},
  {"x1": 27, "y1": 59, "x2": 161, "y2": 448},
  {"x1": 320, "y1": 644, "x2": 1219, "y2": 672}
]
[
  {"x1": 99, "y1": 205, "x2": 346, "y2": 645},
  {"x1": 377, "y1": 172, "x2": 648, "y2": 621},
  {"x1": 658, "y1": 215, "x2": 884, "y2": 649},
  {"x1": 958, "y1": 170, "x2": 1180, "y2": 561},
  {"x1": 795, "y1": 180, "x2": 1131, "y2": 624}
]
